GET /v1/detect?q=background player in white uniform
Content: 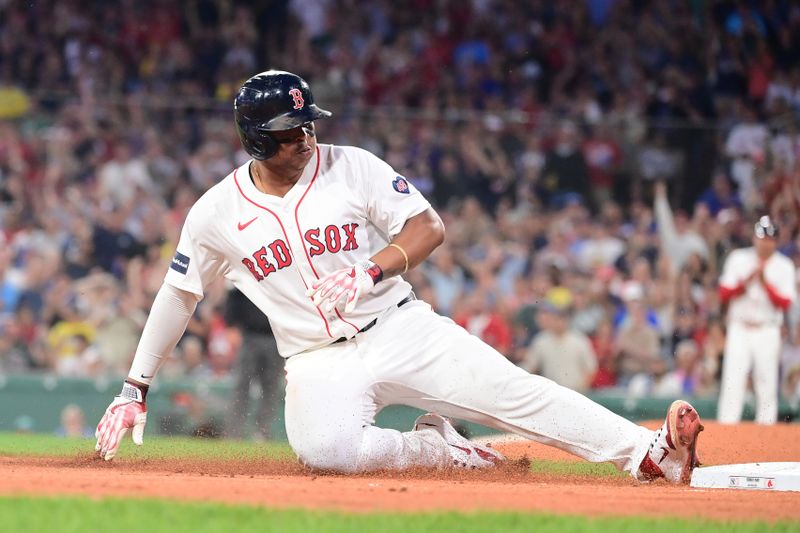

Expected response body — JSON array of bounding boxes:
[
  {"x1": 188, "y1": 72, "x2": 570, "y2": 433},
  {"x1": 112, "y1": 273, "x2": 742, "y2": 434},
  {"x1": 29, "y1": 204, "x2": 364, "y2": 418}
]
[
  {"x1": 718, "y1": 216, "x2": 797, "y2": 424},
  {"x1": 95, "y1": 70, "x2": 703, "y2": 483}
]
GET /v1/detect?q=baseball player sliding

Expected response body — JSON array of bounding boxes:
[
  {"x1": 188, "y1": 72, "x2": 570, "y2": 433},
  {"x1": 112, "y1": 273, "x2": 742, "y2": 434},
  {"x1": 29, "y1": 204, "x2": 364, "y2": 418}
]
[
  {"x1": 95, "y1": 70, "x2": 703, "y2": 483},
  {"x1": 718, "y1": 216, "x2": 797, "y2": 424}
]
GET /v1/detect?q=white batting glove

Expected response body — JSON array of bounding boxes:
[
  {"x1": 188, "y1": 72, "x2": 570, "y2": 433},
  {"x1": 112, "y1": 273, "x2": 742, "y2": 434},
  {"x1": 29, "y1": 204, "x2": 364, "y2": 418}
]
[
  {"x1": 307, "y1": 261, "x2": 380, "y2": 313},
  {"x1": 95, "y1": 381, "x2": 147, "y2": 461}
]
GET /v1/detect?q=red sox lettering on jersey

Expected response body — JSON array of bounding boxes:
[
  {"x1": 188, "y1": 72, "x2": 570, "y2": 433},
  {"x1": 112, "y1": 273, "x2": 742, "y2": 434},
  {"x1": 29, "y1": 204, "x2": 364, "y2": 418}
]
[
  {"x1": 164, "y1": 144, "x2": 429, "y2": 356},
  {"x1": 304, "y1": 223, "x2": 360, "y2": 257},
  {"x1": 242, "y1": 223, "x2": 360, "y2": 281}
]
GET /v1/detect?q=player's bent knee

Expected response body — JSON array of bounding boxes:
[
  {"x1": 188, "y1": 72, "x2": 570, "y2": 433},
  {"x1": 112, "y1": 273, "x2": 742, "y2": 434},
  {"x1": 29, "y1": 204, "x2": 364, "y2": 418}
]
[
  {"x1": 292, "y1": 434, "x2": 362, "y2": 473},
  {"x1": 297, "y1": 454, "x2": 359, "y2": 473}
]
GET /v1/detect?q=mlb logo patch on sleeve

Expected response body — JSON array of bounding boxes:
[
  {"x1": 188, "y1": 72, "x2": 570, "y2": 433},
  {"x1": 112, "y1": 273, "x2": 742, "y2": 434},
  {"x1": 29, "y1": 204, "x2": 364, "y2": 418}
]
[
  {"x1": 392, "y1": 176, "x2": 410, "y2": 194},
  {"x1": 170, "y1": 251, "x2": 190, "y2": 274}
]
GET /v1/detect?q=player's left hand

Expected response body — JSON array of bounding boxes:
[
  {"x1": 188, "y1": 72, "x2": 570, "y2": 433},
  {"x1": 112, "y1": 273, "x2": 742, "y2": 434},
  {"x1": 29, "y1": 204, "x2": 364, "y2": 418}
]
[{"x1": 307, "y1": 263, "x2": 375, "y2": 313}]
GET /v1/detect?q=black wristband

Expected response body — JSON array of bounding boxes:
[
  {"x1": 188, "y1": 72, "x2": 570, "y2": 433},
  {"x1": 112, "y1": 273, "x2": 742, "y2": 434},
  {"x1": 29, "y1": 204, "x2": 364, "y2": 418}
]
[{"x1": 366, "y1": 261, "x2": 384, "y2": 284}]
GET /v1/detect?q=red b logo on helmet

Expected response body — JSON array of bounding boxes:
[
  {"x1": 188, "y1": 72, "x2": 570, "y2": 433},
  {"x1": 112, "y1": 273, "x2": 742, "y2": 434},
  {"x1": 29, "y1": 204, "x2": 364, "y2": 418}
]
[{"x1": 289, "y1": 88, "x2": 304, "y2": 110}]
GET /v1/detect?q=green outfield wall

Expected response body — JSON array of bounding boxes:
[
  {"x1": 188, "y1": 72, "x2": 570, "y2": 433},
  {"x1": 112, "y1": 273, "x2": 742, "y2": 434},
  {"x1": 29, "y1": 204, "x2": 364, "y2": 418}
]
[{"x1": 0, "y1": 374, "x2": 796, "y2": 439}]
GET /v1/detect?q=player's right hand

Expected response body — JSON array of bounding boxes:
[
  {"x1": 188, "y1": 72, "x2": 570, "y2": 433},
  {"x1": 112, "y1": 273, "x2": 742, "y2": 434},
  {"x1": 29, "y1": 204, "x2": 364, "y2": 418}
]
[
  {"x1": 307, "y1": 262, "x2": 376, "y2": 313},
  {"x1": 95, "y1": 381, "x2": 147, "y2": 461}
]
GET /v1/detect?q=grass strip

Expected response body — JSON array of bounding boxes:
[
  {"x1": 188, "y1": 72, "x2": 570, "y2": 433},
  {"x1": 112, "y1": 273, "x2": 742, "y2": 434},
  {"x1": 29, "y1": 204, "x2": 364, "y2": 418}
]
[
  {"x1": 0, "y1": 431, "x2": 293, "y2": 460},
  {"x1": 529, "y1": 459, "x2": 624, "y2": 477},
  {"x1": 0, "y1": 496, "x2": 794, "y2": 533}
]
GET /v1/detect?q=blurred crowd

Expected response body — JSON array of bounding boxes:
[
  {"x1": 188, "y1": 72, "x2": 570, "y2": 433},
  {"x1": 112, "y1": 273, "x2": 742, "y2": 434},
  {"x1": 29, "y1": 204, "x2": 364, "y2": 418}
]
[{"x1": 1, "y1": 0, "x2": 800, "y2": 405}]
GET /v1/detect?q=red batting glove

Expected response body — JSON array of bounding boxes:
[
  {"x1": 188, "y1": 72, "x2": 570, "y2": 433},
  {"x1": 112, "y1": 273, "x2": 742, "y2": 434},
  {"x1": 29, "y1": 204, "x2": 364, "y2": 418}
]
[
  {"x1": 95, "y1": 381, "x2": 147, "y2": 461},
  {"x1": 306, "y1": 262, "x2": 380, "y2": 313}
]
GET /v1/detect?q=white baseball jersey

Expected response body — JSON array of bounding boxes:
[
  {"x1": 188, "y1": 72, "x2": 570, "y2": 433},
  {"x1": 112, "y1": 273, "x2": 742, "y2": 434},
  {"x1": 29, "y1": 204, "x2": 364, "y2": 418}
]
[
  {"x1": 164, "y1": 144, "x2": 430, "y2": 356},
  {"x1": 719, "y1": 247, "x2": 797, "y2": 327}
]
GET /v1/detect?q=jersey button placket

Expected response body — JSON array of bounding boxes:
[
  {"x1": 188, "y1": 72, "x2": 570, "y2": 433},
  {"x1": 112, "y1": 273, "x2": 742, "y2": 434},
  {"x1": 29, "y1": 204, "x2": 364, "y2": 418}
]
[{"x1": 286, "y1": 221, "x2": 317, "y2": 303}]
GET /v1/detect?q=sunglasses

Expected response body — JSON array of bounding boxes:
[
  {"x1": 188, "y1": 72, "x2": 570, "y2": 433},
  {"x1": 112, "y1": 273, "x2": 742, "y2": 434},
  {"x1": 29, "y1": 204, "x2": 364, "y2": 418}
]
[{"x1": 754, "y1": 216, "x2": 778, "y2": 239}]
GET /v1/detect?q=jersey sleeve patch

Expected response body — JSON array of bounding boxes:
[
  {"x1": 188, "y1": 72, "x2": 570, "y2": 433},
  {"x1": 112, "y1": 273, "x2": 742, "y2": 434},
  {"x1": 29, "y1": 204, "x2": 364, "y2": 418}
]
[
  {"x1": 392, "y1": 176, "x2": 410, "y2": 194},
  {"x1": 170, "y1": 251, "x2": 191, "y2": 275}
]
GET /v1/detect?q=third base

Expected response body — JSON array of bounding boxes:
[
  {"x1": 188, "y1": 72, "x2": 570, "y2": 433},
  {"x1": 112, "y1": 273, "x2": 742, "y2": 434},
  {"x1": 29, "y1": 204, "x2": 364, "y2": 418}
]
[{"x1": 690, "y1": 462, "x2": 800, "y2": 492}]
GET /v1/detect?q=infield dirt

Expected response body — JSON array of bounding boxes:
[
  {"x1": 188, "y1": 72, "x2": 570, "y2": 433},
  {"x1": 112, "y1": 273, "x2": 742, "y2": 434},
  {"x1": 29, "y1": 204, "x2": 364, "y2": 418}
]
[{"x1": 1, "y1": 421, "x2": 798, "y2": 522}]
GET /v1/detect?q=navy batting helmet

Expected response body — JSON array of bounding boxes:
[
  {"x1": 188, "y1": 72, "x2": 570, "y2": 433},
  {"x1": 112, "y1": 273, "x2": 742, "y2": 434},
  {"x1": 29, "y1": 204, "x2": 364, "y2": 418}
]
[{"x1": 234, "y1": 70, "x2": 332, "y2": 160}]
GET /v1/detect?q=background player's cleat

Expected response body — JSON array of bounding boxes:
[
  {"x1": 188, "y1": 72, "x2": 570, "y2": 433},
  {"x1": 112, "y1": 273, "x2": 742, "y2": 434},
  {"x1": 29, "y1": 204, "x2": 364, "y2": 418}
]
[
  {"x1": 413, "y1": 413, "x2": 505, "y2": 469},
  {"x1": 637, "y1": 400, "x2": 703, "y2": 484}
]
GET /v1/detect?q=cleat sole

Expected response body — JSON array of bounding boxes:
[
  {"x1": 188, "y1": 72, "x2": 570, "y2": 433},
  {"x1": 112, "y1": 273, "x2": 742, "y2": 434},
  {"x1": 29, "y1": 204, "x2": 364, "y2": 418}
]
[{"x1": 666, "y1": 400, "x2": 703, "y2": 484}]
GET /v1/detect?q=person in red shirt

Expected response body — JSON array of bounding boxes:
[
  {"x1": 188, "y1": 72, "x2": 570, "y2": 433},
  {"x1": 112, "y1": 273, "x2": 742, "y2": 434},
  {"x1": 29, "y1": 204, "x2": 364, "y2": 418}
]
[
  {"x1": 454, "y1": 290, "x2": 512, "y2": 356},
  {"x1": 582, "y1": 123, "x2": 622, "y2": 204},
  {"x1": 590, "y1": 318, "x2": 617, "y2": 389}
]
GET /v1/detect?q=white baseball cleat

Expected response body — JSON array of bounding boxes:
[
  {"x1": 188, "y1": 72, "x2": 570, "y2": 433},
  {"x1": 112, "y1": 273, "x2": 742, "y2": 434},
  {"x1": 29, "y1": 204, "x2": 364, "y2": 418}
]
[
  {"x1": 636, "y1": 400, "x2": 703, "y2": 484},
  {"x1": 413, "y1": 413, "x2": 505, "y2": 469}
]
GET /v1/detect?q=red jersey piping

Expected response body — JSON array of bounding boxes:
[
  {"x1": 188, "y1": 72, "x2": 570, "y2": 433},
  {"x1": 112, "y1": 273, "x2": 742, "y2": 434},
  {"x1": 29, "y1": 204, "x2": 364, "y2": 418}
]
[
  {"x1": 294, "y1": 146, "x2": 360, "y2": 334},
  {"x1": 233, "y1": 166, "x2": 333, "y2": 339}
]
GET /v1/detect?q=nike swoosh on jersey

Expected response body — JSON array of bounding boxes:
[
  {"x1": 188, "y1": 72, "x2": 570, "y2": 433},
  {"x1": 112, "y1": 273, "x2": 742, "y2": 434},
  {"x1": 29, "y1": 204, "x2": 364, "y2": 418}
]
[{"x1": 238, "y1": 217, "x2": 258, "y2": 231}]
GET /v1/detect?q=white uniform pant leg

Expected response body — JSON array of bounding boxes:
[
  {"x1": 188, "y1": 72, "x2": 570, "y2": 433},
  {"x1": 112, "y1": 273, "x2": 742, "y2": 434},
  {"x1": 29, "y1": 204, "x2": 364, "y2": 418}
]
[
  {"x1": 359, "y1": 302, "x2": 652, "y2": 475},
  {"x1": 717, "y1": 323, "x2": 753, "y2": 424},
  {"x1": 283, "y1": 341, "x2": 452, "y2": 473},
  {"x1": 751, "y1": 326, "x2": 781, "y2": 424}
]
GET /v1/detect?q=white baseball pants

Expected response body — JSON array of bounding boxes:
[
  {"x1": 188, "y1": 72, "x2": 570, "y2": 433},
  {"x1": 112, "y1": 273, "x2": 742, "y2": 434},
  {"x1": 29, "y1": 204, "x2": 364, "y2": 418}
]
[
  {"x1": 284, "y1": 299, "x2": 652, "y2": 474},
  {"x1": 717, "y1": 322, "x2": 781, "y2": 424}
]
